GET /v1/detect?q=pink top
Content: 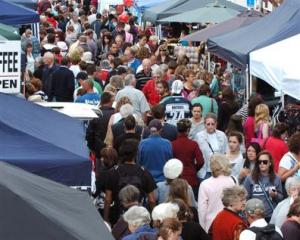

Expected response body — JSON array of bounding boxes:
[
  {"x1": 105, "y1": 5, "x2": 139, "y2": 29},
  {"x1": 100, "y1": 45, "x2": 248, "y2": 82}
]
[
  {"x1": 243, "y1": 116, "x2": 255, "y2": 148},
  {"x1": 198, "y1": 175, "x2": 236, "y2": 232}
]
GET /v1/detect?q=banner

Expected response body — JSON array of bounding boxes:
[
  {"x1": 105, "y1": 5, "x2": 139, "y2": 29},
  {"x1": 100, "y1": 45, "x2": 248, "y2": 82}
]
[{"x1": 0, "y1": 41, "x2": 21, "y2": 94}]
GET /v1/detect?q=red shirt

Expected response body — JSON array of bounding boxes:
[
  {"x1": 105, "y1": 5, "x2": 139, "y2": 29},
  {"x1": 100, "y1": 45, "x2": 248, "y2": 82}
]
[
  {"x1": 244, "y1": 116, "x2": 255, "y2": 148},
  {"x1": 142, "y1": 79, "x2": 160, "y2": 106},
  {"x1": 264, "y1": 136, "x2": 289, "y2": 173},
  {"x1": 172, "y1": 134, "x2": 204, "y2": 187},
  {"x1": 211, "y1": 208, "x2": 248, "y2": 240}
]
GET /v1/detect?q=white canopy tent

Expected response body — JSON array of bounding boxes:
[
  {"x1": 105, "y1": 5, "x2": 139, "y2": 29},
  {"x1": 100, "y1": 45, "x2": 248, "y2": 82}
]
[{"x1": 250, "y1": 34, "x2": 300, "y2": 100}]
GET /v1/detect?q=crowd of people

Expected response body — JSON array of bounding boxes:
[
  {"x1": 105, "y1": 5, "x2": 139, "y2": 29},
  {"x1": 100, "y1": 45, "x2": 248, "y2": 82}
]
[{"x1": 20, "y1": 1, "x2": 300, "y2": 240}]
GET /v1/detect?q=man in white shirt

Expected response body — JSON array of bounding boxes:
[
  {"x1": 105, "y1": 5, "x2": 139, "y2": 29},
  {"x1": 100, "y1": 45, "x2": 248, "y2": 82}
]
[
  {"x1": 240, "y1": 198, "x2": 283, "y2": 240},
  {"x1": 115, "y1": 74, "x2": 150, "y2": 122}
]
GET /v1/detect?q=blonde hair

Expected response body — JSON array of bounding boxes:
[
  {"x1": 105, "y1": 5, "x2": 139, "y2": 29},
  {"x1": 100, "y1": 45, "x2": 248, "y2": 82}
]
[
  {"x1": 210, "y1": 154, "x2": 232, "y2": 177},
  {"x1": 254, "y1": 103, "x2": 269, "y2": 127},
  {"x1": 167, "y1": 179, "x2": 191, "y2": 206},
  {"x1": 115, "y1": 96, "x2": 132, "y2": 112}
]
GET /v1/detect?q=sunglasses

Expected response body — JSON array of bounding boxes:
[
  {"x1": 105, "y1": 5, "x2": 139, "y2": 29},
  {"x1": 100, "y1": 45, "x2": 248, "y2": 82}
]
[{"x1": 258, "y1": 160, "x2": 269, "y2": 165}]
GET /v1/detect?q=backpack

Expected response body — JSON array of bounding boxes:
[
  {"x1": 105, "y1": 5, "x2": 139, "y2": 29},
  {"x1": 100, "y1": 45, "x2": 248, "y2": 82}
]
[
  {"x1": 249, "y1": 224, "x2": 283, "y2": 240},
  {"x1": 115, "y1": 165, "x2": 145, "y2": 196}
]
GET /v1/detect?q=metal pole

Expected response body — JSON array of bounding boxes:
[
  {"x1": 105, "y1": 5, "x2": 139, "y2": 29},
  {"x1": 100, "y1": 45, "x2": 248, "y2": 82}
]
[
  {"x1": 208, "y1": 52, "x2": 211, "y2": 72},
  {"x1": 249, "y1": 70, "x2": 253, "y2": 96},
  {"x1": 246, "y1": 64, "x2": 250, "y2": 101}
]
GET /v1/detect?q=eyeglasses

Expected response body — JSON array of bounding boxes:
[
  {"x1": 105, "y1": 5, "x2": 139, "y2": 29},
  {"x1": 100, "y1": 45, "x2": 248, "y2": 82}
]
[
  {"x1": 206, "y1": 123, "x2": 215, "y2": 126},
  {"x1": 160, "y1": 49, "x2": 166, "y2": 52},
  {"x1": 258, "y1": 160, "x2": 269, "y2": 165}
]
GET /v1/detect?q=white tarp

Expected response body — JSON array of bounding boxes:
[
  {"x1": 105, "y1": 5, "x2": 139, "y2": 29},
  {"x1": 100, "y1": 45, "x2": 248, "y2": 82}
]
[
  {"x1": 250, "y1": 34, "x2": 300, "y2": 100},
  {"x1": 36, "y1": 102, "x2": 99, "y2": 121}
]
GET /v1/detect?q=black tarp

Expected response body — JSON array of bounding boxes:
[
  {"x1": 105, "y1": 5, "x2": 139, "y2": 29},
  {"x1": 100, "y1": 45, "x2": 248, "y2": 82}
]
[
  {"x1": 207, "y1": 0, "x2": 300, "y2": 69},
  {"x1": 0, "y1": 161, "x2": 114, "y2": 240}
]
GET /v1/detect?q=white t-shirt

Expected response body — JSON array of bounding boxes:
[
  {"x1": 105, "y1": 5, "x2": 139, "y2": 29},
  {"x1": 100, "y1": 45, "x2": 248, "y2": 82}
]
[
  {"x1": 279, "y1": 152, "x2": 300, "y2": 177},
  {"x1": 229, "y1": 152, "x2": 244, "y2": 178}
]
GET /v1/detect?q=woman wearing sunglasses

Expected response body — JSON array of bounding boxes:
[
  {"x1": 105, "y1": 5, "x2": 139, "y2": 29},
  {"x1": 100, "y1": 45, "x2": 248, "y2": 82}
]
[{"x1": 243, "y1": 151, "x2": 284, "y2": 222}]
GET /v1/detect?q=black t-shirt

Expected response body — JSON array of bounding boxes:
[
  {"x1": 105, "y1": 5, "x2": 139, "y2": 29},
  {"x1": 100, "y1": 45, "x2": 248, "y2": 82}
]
[
  {"x1": 105, "y1": 164, "x2": 157, "y2": 203},
  {"x1": 113, "y1": 133, "x2": 141, "y2": 153},
  {"x1": 181, "y1": 221, "x2": 210, "y2": 240},
  {"x1": 135, "y1": 71, "x2": 152, "y2": 90}
]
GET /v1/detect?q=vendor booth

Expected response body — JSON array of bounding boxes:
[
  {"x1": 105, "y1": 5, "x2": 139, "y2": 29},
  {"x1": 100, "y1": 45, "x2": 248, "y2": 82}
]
[
  {"x1": 207, "y1": 0, "x2": 300, "y2": 70},
  {"x1": 250, "y1": 34, "x2": 300, "y2": 101}
]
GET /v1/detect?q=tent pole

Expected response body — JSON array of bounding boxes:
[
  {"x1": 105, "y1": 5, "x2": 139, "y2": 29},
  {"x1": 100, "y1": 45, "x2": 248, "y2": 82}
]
[
  {"x1": 281, "y1": 91, "x2": 285, "y2": 109},
  {"x1": 249, "y1": 71, "x2": 253, "y2": 96},
  {"x1": 246, "y1": 64, "x2": 250, "y2": 101},
  {"x1": 208, "y1": 52, "x2": 211, "y2": 72}
]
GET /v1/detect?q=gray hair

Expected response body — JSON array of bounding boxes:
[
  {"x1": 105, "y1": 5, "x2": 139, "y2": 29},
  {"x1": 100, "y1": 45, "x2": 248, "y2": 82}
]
[
  {"x1": 210, "y1": 153, "x2": 231, "y2": 177},
  {"x1": 123, "y1": 206, "x2": 151, "y2": 227},
  {"x1": 119, "y1": 185, "x2": 140, "y2": 208},
  {"x1": 124, "y1": 74, "x2": 136, "y2": 86},
  {"x1": 204, "y1": 112, "x2": 217, "y2": 123},
  {"x1": 109, "y1": 75, "x2": 123, "y2": 89},
  {"x1": 120, "y1": 103, "x2": 134, "y2": 118},
  {"x1": 285, "y1": 176, "x2": 300, "y2": 193},
  {"x1": 160, "y1": 64, "x2": 168, "y2": 73},
  {"x1": 222, "y1": 186, "x2": 247, "y2": 207},
  {"x1": 152, "y1": 68, "x2": 162, "y2": 78},
  {"x1": 152, "y1": 203, "x2": 179, "y2": 222},
  {"x1": 84, "y1": 79, "x2": 94, "y2": 89},
  {"x1": 192, "y1": 79, "x2": 205, "y2": 90}
]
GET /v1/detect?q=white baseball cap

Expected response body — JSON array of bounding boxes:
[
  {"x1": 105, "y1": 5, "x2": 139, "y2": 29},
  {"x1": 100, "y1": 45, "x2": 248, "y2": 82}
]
[{"x1": 171, "y1": 80, "x2": 184, "y2": 94}]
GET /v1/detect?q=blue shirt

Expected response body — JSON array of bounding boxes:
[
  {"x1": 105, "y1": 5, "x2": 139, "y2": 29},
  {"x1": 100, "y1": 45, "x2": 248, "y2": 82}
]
[
  {"x1": 75, "y1": 92, "x2": 100, "y2": 105},
  {"x1": 122, "y1": 225, "x2": 156, "y2": 240},
  {"x1": 128, "y1": 58, "x2": 141, "y2": 73},
  {"x1": 138, "y1": 135, "x2": 173, "y2": 183}
]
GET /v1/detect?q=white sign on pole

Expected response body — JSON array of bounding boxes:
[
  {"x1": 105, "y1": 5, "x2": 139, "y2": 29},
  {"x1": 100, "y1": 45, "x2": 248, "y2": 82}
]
[{"x1": 0, "y1": 41, "x2": 21, "y2": 94}]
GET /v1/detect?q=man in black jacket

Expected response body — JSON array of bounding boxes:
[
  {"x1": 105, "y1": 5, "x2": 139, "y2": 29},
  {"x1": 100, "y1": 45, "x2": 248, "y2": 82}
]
[
  {"x1": 51, "y1": 57, "x2": 75, "y2": 102},
  {"x1": 42, "y1": 52, "x2": 59, "y2": 101},
  {"x1": 86, "y1": 91, "x2": 115, "y2": 159}
]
